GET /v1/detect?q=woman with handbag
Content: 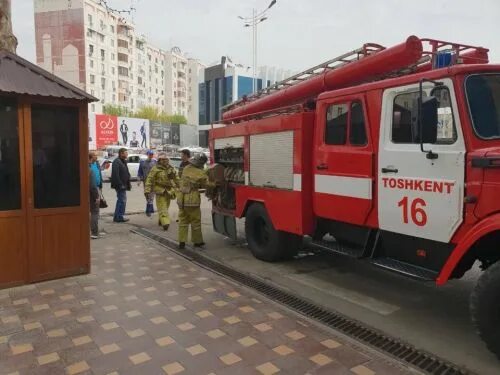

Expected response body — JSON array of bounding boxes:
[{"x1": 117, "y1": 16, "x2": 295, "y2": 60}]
[{"x1": 89, "y1": 152, "x2": 106, "y2": 239}]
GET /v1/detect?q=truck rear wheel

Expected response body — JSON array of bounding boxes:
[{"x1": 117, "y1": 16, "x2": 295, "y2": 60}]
[
  {"x1": 245, "y1": 203, "x2": 301, "y2": 262},
  {"x1": 470, "y1": 260, "x2": 500, "y2": 359}
]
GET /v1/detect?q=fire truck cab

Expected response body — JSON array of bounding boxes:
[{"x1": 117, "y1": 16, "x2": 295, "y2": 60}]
[{"x1": 208, "y1": 36, "x2": 500, "y2": 358}]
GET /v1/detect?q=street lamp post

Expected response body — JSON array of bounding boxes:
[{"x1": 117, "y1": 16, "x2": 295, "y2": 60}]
[{"x1": 239, "y1": 0, "x2": 277, "y2": 94}]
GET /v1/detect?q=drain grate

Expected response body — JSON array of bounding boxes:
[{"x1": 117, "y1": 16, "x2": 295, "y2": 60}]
[{"x1": 132, "y1": 228, "x2": 472, "y2": 375}]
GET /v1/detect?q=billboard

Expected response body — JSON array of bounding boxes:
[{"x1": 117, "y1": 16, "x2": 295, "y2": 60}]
[
  {"x1": 150, "y1": 121, "x2": 163, "y2": 147},
  {"x1": 171, "y1": 124, "x2": 181, "y2": 145},
  {"x1": 90, "y1": 114, "x2": 150, "y2": 149},
  {"x1": 95, "y1": 114, "x2": 118, "y2": 148},
  {"x1": 117, "y1": 117, "x2": 149, "y2": 148}
]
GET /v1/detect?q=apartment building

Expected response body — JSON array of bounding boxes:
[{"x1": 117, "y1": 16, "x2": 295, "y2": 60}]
[{"x1": 34, "y1": 0, "x2": 203, "y2": 123}]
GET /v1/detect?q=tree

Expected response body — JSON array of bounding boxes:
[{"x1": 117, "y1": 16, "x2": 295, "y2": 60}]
[
  {"x1": 103, "y1": 104, "x2": 132, "y2": 117},
  {"x1": 132, "y1": 106, "x2": 188, "y2": 124},
  {"x1": 167, "y1": 114, "x2": 188, "y2": 125},
  {"x1": 0, "y1": 0, "x2": 17, "y2": 53},
  {"x1": 134, "y1": 106, "x2": 160, "y2": 121}
]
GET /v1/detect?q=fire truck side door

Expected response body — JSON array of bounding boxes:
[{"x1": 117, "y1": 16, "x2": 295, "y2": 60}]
[
  {"x1": 378, "y1": 80, "x2": 465, "y2": 243},
  {"x1": 314, "y1": 95, "x2": 374, "y2": 225}
]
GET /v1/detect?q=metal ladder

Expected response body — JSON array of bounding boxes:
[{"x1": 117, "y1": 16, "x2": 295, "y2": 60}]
[{"x1": 223, "y1": 43, "x2": 386, "y2": 112}]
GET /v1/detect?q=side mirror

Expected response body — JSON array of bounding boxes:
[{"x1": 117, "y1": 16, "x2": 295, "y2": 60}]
[{"x1": 420, "y1": 96, "x2": 438, "y2": 144}]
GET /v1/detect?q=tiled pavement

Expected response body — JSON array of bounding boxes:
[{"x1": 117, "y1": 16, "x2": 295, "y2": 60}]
[{"x1": 0, "y1": 227, "x2": 414, "y2": 375}]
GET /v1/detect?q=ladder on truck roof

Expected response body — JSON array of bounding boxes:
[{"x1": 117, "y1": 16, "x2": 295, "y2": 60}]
[
  {"x1": 223, "y1": 37, "x2": 489, "y2": 114},
  {"x1": 222, "y1": 43, "x2": 386, "y2": 112}
]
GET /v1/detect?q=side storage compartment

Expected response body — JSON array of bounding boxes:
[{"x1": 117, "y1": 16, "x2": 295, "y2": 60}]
[{"x1": 208, "y1": 136, "x2": 245, "y2": 240}]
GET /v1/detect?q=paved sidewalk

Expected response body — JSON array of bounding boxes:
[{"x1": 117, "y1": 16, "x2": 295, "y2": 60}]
[{"x1": 0, "y1": 224, "x2": 413, "y2": 374}]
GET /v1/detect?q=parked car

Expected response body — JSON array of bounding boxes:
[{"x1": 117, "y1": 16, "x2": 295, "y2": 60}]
[
  {"x1": 101, "y1": 154, "x2": 147, "y2": 182},
  {"x1": 169, "y1": 156, "x2": 182, "y2": 170}
]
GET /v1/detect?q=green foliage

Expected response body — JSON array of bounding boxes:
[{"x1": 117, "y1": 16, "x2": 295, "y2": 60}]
[
  {"x1": 132, "y1": 106, "x2": 188, "y2": 124},
  {"x1": 102, "y1": 104, "x2": 132, "y2": 117},
  {"x1": 167, "y1": 114, "x2": 188, "y2": 124},
  {"x1": 103, "y1": 104, "x2": 188, "y2": 125}
]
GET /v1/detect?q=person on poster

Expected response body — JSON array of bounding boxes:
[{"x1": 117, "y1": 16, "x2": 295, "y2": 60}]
[
  {"x1": 129, "y1": 131, "x2": 139, "y2": 147},
  {"x1": 140, "y1": 122, "x2": 147, "y2": 148},
  {"x1": 120, "y1": 119, "x2": 128, "y2": 145}
]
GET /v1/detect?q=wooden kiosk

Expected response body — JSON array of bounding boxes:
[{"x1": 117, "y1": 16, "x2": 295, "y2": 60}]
[{"x1": 0, "y1": 51, "x2": 97, "y2": 288}]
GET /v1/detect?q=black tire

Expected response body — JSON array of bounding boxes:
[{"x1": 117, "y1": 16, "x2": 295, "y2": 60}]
[
  {"x1": 245, "y1": 203, "x2": 302, "y2": 262},
  {"x1": 470, "y1": 260, "x2": 500, "y2": 359}
]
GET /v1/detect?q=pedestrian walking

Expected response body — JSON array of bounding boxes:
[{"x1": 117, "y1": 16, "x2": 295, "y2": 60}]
[
  {"x1": 177, "y1": 154, "x2": 210, "y2": 249},
  {"x1": 178, "y1": 149, "x2": 191, "y2": 178},
  {"x1": 138, "y1": 150, "x2": 157, "y2": 216},
  {"x1": 111, "y1": 148, "x2": 131, "y2": 223},
  {"x1": 89, "y1": 153, "x2": 100, "y2": 239},
  {"x1": 144, "y1": 153, "x2": 179, "y2": 231}
]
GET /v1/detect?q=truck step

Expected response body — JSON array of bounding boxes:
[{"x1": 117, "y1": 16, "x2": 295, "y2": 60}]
[
  {"x1": 311, "y1": 239, "x2": 365, "y2": 258},
  {"x1": 370, "y1": 258, "x2": 438, "y2": 281}
]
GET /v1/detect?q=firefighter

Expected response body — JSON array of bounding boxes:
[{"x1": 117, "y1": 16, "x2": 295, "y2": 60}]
[
  {"x1": 144, "y1": 153, "x2": 179, "y2": 231},
  {"x1": 177, "y1": 154, "x2": 210, "y2": 249}
]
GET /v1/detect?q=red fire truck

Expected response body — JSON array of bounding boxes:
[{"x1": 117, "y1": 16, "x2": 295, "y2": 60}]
[{"x1": 208, "y1": 36, "x2": 500, "y2": 357}]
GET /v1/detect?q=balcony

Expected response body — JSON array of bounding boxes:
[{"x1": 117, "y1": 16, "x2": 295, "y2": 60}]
[{"x1": 117, "y1": 60, "x2": 129, "y2": 68}]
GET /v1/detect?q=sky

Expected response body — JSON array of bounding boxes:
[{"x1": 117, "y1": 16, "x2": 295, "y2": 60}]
[{"x1": 12, "y1": 0, "x2": 500, "y2": 72}]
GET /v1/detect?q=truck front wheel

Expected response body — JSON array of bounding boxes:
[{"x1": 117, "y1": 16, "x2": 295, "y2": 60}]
[
  {"x1": 470, "y1": 260, "x2": 500, "y2": 359},
  {"x1": 245, "y1": 203, "x2": 301, "y2": 262}
]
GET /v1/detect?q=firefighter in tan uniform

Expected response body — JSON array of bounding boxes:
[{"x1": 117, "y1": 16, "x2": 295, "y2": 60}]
[
  {"x1": 144, "y1": 153, "x2": 179, "y2": 231},
  {"x1": 177, "y1": 154, "x2": 210, "y2": 249}
]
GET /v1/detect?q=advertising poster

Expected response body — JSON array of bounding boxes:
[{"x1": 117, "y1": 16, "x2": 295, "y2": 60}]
[
  {"x1": 95, "y1": 114, "x2": 118, "y2": 149},
  {"x1": 171, "y1": 123, "x2": 181, "y2": 146},
  {"x1": 117, "y1": 117, "x2": 150, "y2": 148},
  {"x1": 162, "y1": 125, "x2": 172, "y2": 145},
  {"x1": 150, "y1": 121, "x2": 163, "y2": 147}
]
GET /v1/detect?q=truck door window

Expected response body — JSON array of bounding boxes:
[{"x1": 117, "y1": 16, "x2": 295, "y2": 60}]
[
  {"x1": 391, "y1": 89, "x2": 456, "y2": 144},
  {"x1": 392, "y1": 92, "x2": 419, "y2": 144},
  {"x1": 325, "y1": 103, "x2": 348, "y2": 145},
  {"x1": 432, "y1": 87, "x2": 457, "y2": 144},
  {"x1": 349, "y1": 101, "x2": 367, "y2": 146}
]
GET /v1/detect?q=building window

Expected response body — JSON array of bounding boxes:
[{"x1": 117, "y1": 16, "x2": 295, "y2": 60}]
[
  {"x1": 90, "y1": 60, "x2": 94, "y2": 68},
  {"x1": 99, "y1": 34, "x2": 104, "y2": 43},
  {"x1": 118, "y1": 66, "x2": 129, "y2": 76},
  {"x1": 100, "y1": 49, "x2": 105, "y2": 60},
  {"x1": 101, "y1": 77, "x2": 106, "y2": 89},
  {"x1": 90, "y1": 74, "x2": 95, "y2": 84},
  {"x1": 88, "y1": 14, "x2": 93, "y2": 25},
  {"x1": 111, "y1": 53, "x2": 115, "y2": 61},
  {"x1": 111, "y1": 67, "x2": 115, "y2": 75},
  {"x1": 110, "y1": 39, "x2": 114, "y2": 47},
  {"x1": 110, "y1": 25, "x2": 114, "y2": 33},
  {"x1": 88, "y1": 44, "x2": 94, "y2": 56}
]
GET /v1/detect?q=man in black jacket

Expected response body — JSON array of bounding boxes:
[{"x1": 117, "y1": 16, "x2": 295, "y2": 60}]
[{"x1": 111, "y1": 148, "x2": 131, "y2": 223}]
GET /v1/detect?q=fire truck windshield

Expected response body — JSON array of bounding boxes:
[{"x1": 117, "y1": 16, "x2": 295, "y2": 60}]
[{"x1": 466, "y1": 73, "x2": 500, "y2": 139}]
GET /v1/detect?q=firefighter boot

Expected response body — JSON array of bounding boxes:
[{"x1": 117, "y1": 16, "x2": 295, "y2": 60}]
[
  {"x1": 178, "y1": 208, "x2": 189, "y2": 244},
  {"x1": 156, "y1": 195, "x2": 171, "y2": 228}
]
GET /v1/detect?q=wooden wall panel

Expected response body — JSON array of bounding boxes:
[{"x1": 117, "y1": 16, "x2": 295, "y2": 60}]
[
  {"x1": 0, "y1": 217, "x2": 27, "y2": 287},
  {"x1": 29, "y1": 213, "x2": 89, "y2": 282}
]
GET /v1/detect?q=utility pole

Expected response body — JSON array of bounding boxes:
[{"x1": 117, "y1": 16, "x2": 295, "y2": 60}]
[
  {"x1": 238, "y1": 0, "x2": 277, "y2": 94},
  {"x1": 0, "y1": 0, "x2": 17, "y2": 53}
]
